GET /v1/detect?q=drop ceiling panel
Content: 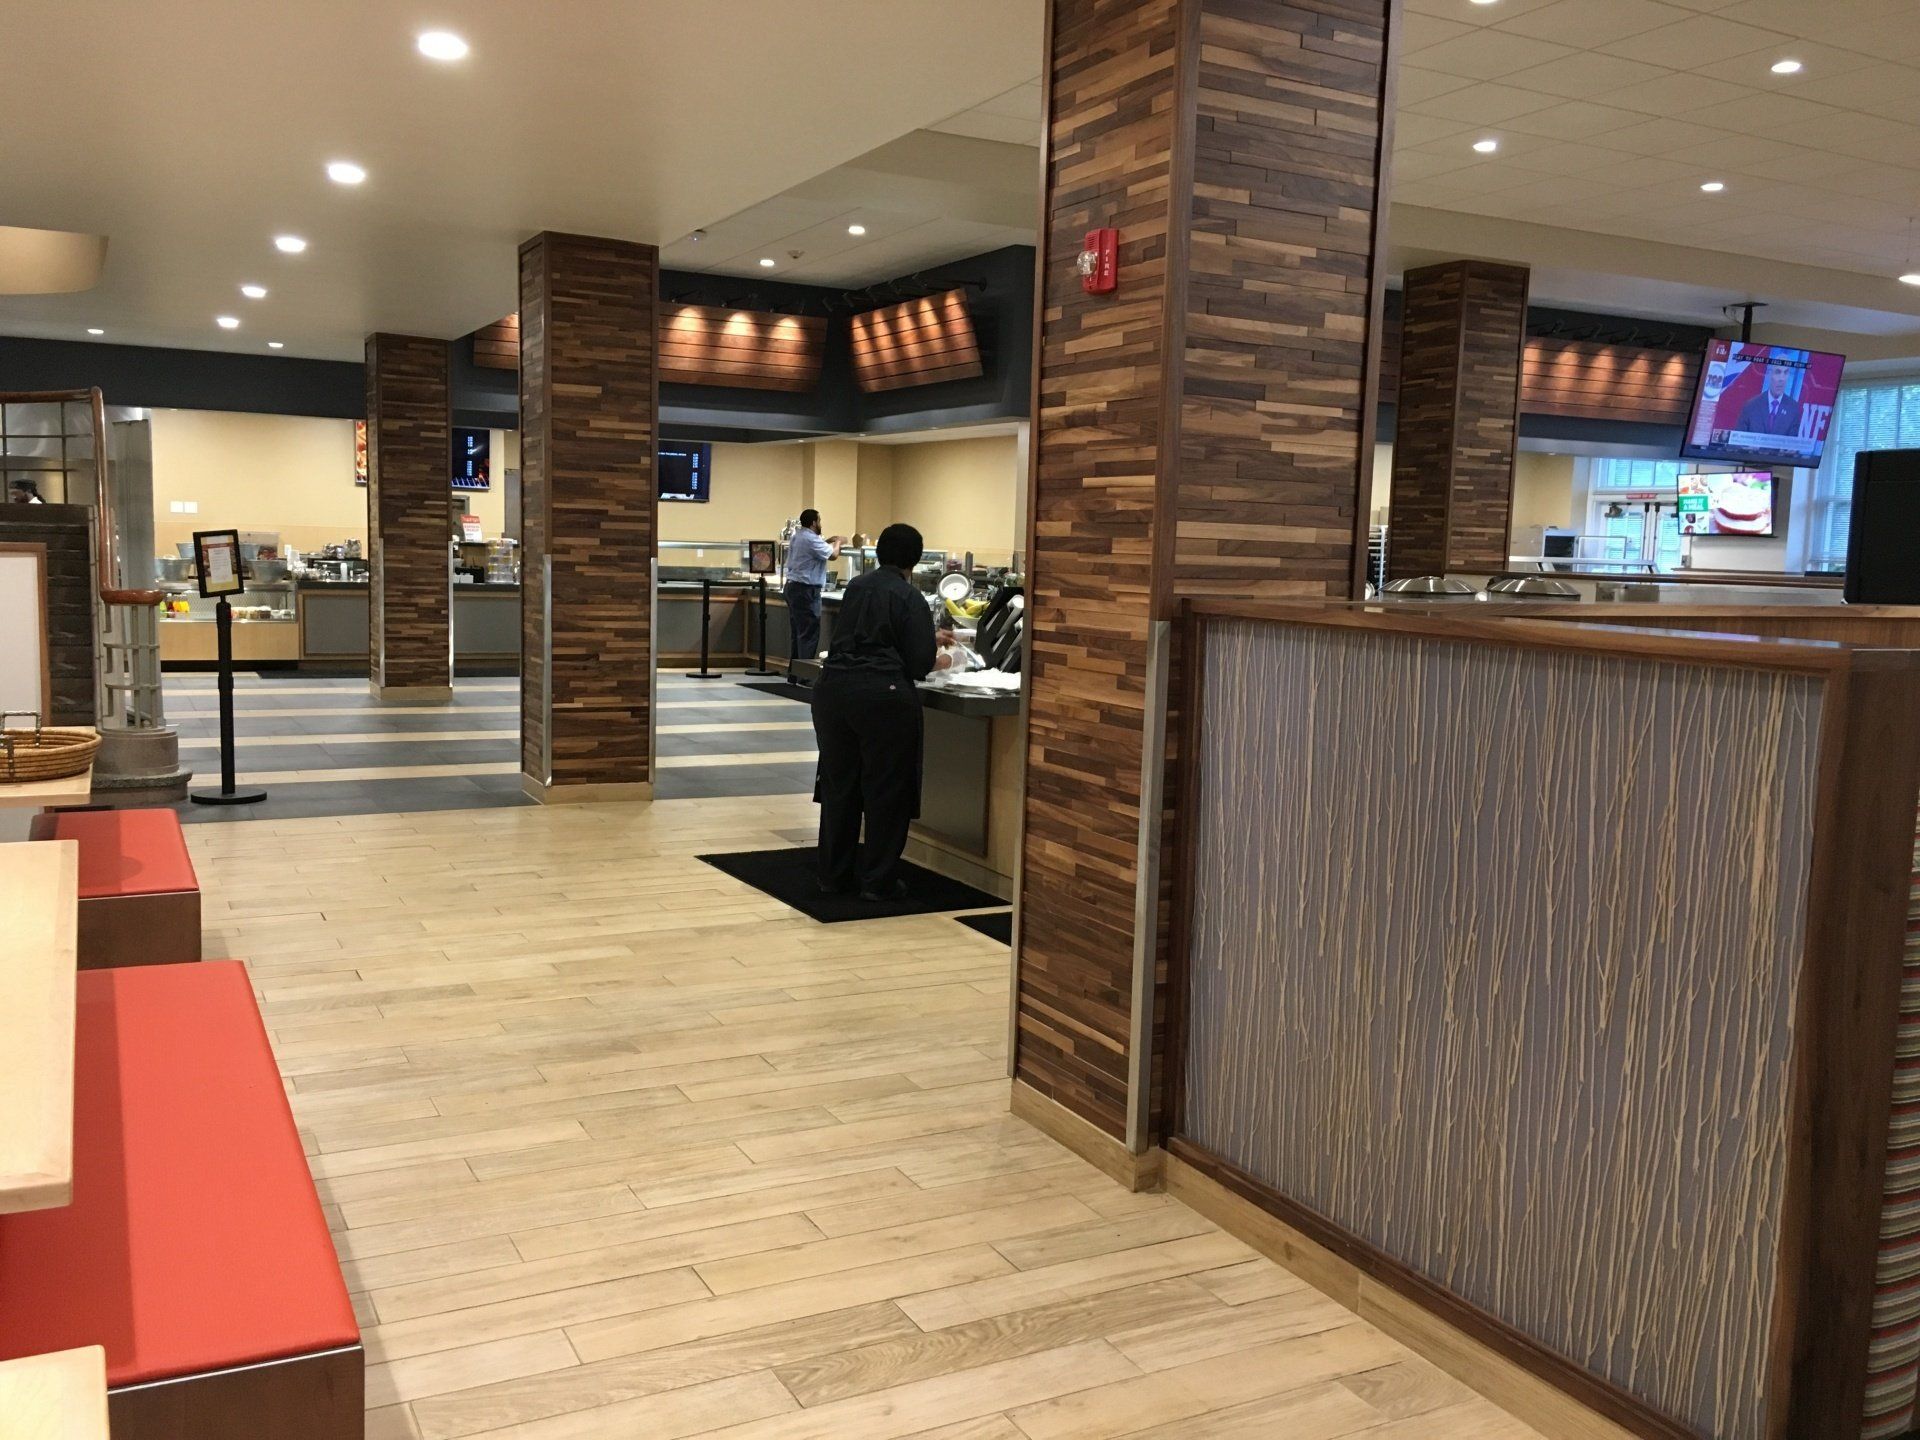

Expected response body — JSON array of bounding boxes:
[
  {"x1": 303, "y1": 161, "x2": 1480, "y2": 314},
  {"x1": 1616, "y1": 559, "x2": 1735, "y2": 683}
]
[{"x1": 1494, "y1": 0, "x2": 1685, "y2": 49}]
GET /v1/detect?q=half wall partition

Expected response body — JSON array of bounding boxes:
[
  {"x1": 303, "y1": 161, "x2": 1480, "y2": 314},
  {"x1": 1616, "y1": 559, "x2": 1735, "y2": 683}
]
[{"x1": 1162, "y1": 604, "x2": 1920, "y2": 1439}]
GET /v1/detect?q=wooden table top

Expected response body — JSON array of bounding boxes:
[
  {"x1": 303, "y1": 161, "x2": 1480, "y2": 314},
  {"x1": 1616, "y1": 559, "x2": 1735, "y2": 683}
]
[
  {"x1": 0, "y1": 840, "x2": 79, "y2": 1214},
  {"x1": 0, "y1": 1347, "x2": 109, "y2": 1439},
  {"x1": 0, "y1": 764, "x2": 92, "y2": 810}
]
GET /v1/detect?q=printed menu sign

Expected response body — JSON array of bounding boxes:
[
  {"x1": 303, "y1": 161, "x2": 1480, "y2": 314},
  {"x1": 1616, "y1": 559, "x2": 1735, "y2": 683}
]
[{"x1": 193, "y1": 529, "x2": 244, "y2": 598}]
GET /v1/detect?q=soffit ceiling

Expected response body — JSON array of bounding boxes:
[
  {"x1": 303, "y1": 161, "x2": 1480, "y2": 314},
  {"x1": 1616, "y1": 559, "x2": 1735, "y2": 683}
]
[{"x1": 0, "y1": 0, "x2": 1041, "y2": 361}]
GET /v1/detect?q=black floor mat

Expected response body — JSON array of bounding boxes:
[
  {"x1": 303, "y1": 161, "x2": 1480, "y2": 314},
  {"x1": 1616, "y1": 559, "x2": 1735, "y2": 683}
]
[
  {"x1": 955, "y1": 910, "x2": 1013, "y2": 944},
  {"x1": 699, "y1": 847, "x2": 1003, "y2": 923},
  {"x1": 738, "y1": 680, "x2": 815, "y2": 704}
]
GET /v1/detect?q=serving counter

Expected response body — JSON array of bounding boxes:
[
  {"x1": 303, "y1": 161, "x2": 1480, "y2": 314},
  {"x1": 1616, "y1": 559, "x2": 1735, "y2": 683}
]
[{"x1": 157, "y1": 579, "x2": 521, "y2": 670}]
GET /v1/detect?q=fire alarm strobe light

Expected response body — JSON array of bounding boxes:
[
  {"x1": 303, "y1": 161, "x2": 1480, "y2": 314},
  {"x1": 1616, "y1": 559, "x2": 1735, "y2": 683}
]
[{"x1": 1078, "y1": 228, "x2": 1119, "y2": 295}]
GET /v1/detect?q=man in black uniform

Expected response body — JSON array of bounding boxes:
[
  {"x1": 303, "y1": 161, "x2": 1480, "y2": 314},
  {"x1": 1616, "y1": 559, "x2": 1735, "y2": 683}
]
[{"x1": 812, "y1": 523, "x2": 953, "y2": 901}]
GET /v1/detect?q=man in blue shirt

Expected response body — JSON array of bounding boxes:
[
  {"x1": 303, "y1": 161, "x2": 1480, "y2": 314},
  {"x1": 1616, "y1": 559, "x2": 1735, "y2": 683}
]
[{"x1": 784, "y1": 509, "x2": 841, "y2": 681}]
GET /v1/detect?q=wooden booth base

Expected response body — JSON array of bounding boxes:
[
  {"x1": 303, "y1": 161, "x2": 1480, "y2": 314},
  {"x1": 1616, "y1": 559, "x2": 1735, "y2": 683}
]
[{"x1": 109, "y1": 1344, "x2": 363, "y2": 1440}]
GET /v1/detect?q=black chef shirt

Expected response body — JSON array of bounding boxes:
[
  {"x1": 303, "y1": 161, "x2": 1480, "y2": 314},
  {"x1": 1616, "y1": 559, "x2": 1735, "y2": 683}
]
[{"x1": 820, "y1": 566, "x2": 937, "y2": 686}]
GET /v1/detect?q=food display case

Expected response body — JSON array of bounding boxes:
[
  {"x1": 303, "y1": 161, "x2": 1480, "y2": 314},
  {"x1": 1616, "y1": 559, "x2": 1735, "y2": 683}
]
[{"x1": 157, "y1": 581, "x2": 299, "y2": 662}]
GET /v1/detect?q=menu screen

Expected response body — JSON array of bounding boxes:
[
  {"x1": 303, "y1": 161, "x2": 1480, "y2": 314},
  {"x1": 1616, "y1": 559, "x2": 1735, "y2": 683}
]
[
  {"x1": 453, "y1": 428, "x2": 491, "y2": 492},
  {"x1": 1677, "y1": 471, "x2": 1774, "y2": 537},
  {"x1": 1681, "y1": 340, "x2": 1844, "y2": 467}
]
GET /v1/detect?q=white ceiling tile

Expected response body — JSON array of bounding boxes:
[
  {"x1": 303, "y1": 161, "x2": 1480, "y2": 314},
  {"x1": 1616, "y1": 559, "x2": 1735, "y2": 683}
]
[
  {"x1": 1681, "y1": 91, "x2": 1843, "y2": 135},
  {"x1": 1399, "y1": 29, "x2": 1576, "y2": 81},
  {"x1": 1602, "y1": 70, "x2": 1751, "y2": 115},
  {"x1": 1662, "y1": 132, "x2": 1804, "y2": 168},
  {"x1": 1396, "y1": 66, "x2": 1479, "y2": 108},
  {"x1": 1504, "y1": 52, "x2": 1675, "y2": 100},
  {"x1": 1585, "y1": 117, "x2": 1729, "y2": 156},
  {"x1": 1493, "y1": 0, "x2": 1692, "y2": 48},
  {"x1": 1502, "y1": 100, "x2": 1648, "y2": 141},
  {"x1": 1393, "y1": 111, "x2": 1479, "y2": 149},
  {"x1": 1404, "y1": 0, "x2": 1565, "y2": 21},
  {"x1": 1599, "y1": 14, "x2": 1791, "y2": 67},
  {"x1": 1716, "y1": 0, "x2": 1911, "y2": 40},
  {"x1": 928, "y1": 112, "x2": 1038, "y2": 145},
  {"x1": 1405, "y1": 81, "x2": 1563, "y2": 125},
  {"x1": 1399, "y1": 12, "x2": 1478, "y2": 55}
]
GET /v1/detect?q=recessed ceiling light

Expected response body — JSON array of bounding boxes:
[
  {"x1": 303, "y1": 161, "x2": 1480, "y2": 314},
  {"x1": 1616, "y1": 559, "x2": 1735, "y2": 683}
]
[
  {"x1": 417, "y1": 30, "x2": 469, "y2": 61},
  {"x1": 1700, "y1": 181, "x2": 1725, "y2": 193},
  {"x1": 1771, "y1": 58, "x2": 1803, "y2": 75},
  {"x1": 86, "y1": 327, "x2": 104, "y2": 336},
  {"x1": 274, "y1": 235, "x2": 307, "y2": 254},
  {"x1": 758, "y1": 257, "x2": 776, "y2": 268},
  {"x1": 1469, "y1": 0, "x2": 1497, "y2": 5},
  {"x1": 268, "y1": 341, "x2": 285, "y2": 349},
  {"x1": 1901, "y1": 273, "x2": 1920, "y2": 287},
  {"x1": 326, "y1": 160, "x2": 367, "y2": 186},
  {"x1": 847, "y1": 224, "x2": 867, "y2": 236},
  {"x1": 216, "y1": 316, "x2": 241, "y2": 330},
  {"x1": 241, "y1": 283, "x2": 268, "y2": 299},
  {"x1": 1472, "y1": 138, "x2": 1499, "y2": 154}
]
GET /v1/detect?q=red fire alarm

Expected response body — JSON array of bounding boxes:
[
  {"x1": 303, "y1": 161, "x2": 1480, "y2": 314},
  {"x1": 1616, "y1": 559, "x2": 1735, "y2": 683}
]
[{"x1": 1078, "y1": 227, "x2": 1119, "y2": 295}]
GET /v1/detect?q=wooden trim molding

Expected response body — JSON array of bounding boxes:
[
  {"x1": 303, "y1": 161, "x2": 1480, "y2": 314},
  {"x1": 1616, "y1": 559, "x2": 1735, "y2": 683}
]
[
  {"x1": 1010, "y1": 1079, "x2": 1162, "y2": 1193},
  {"x1": 1165, "y1": 1144, "x2": 1678, "y2": 1439}
]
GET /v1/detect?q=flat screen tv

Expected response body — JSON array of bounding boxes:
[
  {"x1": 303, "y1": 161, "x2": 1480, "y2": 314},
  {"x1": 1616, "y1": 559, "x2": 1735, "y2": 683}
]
[
  {"x1": 452, "y1": 428, "x2": 490, "y2": 491},
  {"x1": 659, "y1": 442, "x2": 711, "y2": 503},
  {"x1": 1680, "y1": 339, "x2": 1844, "y2": 468},
  {"x1": 1676, "y1": 471, "x2": 1774, "y2": 537}
]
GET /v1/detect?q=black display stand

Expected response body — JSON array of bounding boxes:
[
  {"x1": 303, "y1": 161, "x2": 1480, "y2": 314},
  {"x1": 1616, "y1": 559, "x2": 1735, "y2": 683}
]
[
  {"x1": 189, "y1": 599, "x2": 267, "y2": 806},
  {"x1": 744, "y1": 577, "x2": 779, "y2": 677}
]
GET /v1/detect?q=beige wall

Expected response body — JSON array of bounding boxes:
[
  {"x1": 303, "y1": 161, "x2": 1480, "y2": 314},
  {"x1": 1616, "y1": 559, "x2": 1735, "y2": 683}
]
[
  {"x1": 1510, "y1": 452, "x2": 1575, "y2": 536},
  {"x1": 661, "y1": 440, "x2": 805, "y2": 542},
  {"x1": 151, "y1": 409, "x2": 521, "y2": 555},
  {"x1": 888, "y1": 434, "x2": 1022, "y2": 560}
]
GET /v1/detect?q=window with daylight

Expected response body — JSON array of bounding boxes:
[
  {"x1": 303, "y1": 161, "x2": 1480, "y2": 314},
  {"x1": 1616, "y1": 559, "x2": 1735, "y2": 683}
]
[
  {"x1": 1809, "y1": 380, "x2": 1920, "y2": 572},
  {"x1": 1589, "y1": 459, "x2": 1687, "y2": 490}
]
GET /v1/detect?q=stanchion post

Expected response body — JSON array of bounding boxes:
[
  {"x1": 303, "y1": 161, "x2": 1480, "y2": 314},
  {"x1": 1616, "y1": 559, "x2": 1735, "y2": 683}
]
[
  {"x1": 686, "y1": 577, "x2": 725, "y2": 679},
  {"x1": 189, "y1": 598, "x2": 267, "y2": 805},
  {"x1": 746, "y1": 575, "x2": 779, "y2": 676}
]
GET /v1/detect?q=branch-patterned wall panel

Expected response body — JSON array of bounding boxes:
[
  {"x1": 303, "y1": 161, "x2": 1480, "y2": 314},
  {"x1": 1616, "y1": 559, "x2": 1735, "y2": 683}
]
[
  {"x1": 1016, "y1": 0, "x2": 1392, "y2": 1138},
  {"x1": 517, "y1": 232, "x2": 658, "y2": 792},
  {"x1": 1386, "y1": 260, "x2": 1528, "y2": 579},
  {"x1": 364, "y1": 333, "x2": 450, "y2": 692},
  {"x1": 1181, "y1": 618, "x2": 1824, "y2": 1437},
  {"x1": 849, "y1": 289, "x2": 983, "y2": 394}
]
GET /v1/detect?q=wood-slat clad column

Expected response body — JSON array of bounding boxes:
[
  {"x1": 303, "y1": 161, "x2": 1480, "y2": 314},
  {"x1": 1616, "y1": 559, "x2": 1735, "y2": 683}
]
[
  {"x1": 365, "y1": 333, "x2": 452, "y2": 701},
  {"x1": 1386, "y1": 260, "x2": 1530, "y2": 579},
  {"x1": 517, "y1": 231, "x2": 659, "y2": 803},
  {"x1": 1015, "y1": 0, "x2": 1399, "y2": 1149}
]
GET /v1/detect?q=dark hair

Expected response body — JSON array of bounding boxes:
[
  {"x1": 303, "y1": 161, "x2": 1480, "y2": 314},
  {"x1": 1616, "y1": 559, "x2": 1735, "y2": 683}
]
[
  {"x1": 799, "y1": 508, "x2": 820, "y2": 530},
  {"x1": 876, "y1": 523, "x2": 922, "y2": 570}
]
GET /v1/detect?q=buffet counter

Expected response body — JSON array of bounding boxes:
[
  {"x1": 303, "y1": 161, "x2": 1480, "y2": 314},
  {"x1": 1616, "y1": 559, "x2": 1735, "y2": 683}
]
[{"x1": 157, "y1": 579, "x2": 521, "y2": 670}]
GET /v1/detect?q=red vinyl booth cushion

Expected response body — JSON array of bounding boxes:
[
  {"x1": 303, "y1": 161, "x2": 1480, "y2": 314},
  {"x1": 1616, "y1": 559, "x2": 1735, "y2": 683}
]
[
  {"x1": 31, "y1": 809, "x2": 199, "y2": 899},
  {"x1": 0, "y1": 962, "x2": 357, "y2": 1387}
]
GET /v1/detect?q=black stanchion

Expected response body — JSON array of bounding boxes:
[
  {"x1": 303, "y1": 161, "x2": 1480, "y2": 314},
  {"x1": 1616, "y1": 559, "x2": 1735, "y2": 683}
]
[
  {"x1": 189, "y1": 598, "x2": 267, "y2": 806},
  {"x1": 745, "y1": 576, "x2": 779, "y2": 676},
  {"x1": 685, "y1": 577, "x2": 726, "y2": 679}
]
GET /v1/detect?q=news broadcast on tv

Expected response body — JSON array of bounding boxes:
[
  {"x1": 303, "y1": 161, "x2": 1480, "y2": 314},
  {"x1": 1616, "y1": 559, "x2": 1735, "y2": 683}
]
[{"x1": 1681, "y1": 339, "x2": 1845, "y2": 468}]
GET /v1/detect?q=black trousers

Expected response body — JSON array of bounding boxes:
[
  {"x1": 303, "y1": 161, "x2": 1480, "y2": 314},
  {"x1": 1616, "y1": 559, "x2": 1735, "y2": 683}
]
[
  {"x1": 784, "y1": 581, "x2": 823, "y2": 674},
  {"x1": 812, "y1": 675, "x2": 922, "y2": 892}
]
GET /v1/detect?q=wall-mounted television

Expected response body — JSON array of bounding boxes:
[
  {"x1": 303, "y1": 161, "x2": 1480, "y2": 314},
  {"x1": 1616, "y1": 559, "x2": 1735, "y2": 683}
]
[
  {"x1": 452, "y1": 428, "x2": 490, "y2": 491},
  {"x1": 659, "y1": 441, "x2": 711, "y2": 503},
  {"x1": 1677, "y1": 471, "x2": 1774, "y2": 537},
  {"x1": 1680, "y1": 339, "x2": 1844, "y2": 468}
]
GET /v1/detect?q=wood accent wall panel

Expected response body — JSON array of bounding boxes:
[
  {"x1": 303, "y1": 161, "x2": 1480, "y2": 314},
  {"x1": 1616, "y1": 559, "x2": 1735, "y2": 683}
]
[
  {"x1": 1386, "y1": 260, "x2": 1528, "y2": 579},
  {"x1": 364, "y1": 333, "x2": 451, "y2": 692},
  {"x1": 1378, "y1": 307, "x2": 1701, "y2": 425},
  {"x1": 661, "y1": 305, "x2": 825, "y2": 391},
  {"x1": 0, "y1": 507, "x2": 94, "y2": 724},
  {"x1": 517, "y1": 232, "x2": 658, "y2": 793},
  {"x1": 472, "y1": 314, "x2": 520, "y2": 371},
  {"x1": 1016, "y1": 0, "x2": 1394, "y2": 1140},
  {"x1": 1182, "y1": 618, "x2": 1824, "y2": 1436},
  {"x1": 849, "y1": 290, "x2": 984, "y2": 393}
]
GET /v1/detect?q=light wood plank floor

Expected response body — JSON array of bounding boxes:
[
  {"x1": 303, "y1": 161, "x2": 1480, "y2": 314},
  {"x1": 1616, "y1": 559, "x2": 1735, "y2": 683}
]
[{"x1": 190, "y1": 796, "x2": 1542, "y2": 1439}]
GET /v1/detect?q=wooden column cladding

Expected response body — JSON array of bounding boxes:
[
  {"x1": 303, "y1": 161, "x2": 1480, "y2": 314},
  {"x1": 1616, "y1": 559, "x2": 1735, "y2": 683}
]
[
  {"x1": 518, "y1": 231, "x2": 660, "y2": 801},
  {"x1": 364, "y1": 333, "x2": 452, "y2": 698},
  {"x1": 1015, "y1": 0, "x2": 1397, "y2": 1141},
  {"x1": 1385, "y1": 260, "x2": 1529, "y2": 580}
]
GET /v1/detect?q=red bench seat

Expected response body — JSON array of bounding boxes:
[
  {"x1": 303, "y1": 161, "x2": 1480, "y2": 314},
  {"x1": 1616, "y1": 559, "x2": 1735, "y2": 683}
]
[
  {"x1": 0, "y1": 962, "x2": 361, "y2": 1437},
  {"x1": 29, "y1": 809, "x2": 202, "y2": 969}
]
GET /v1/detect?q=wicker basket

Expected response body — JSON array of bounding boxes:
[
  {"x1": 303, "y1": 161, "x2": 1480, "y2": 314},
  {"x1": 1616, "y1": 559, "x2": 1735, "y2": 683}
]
[{"x1": 0, "y1": 713, "x2": 101, "y2": 785}]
